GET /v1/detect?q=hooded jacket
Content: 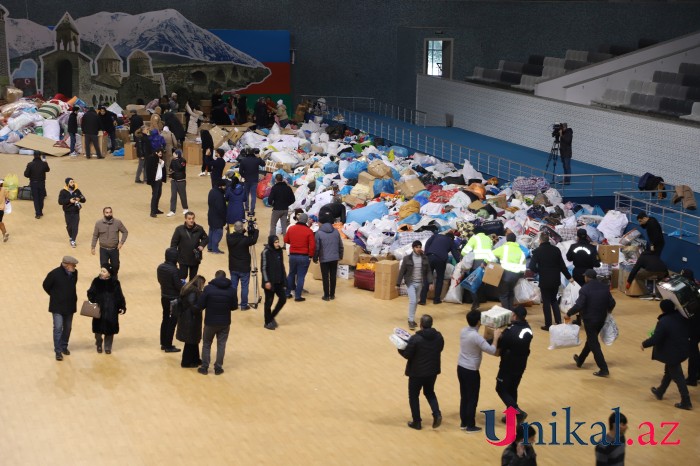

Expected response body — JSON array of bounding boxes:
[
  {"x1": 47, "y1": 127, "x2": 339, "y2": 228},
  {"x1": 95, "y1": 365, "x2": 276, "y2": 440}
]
[
  {"x1": 314, "y1": 223, "x2": 344, "y2": 263},
  {"x1": 197, "y1": 276, "x2": 237, "y2": 326},
  {"x1": 208, "y1": 187, "x2": 227, "y2": 229},
  {"x1": 170, "y1": 222, "x2": 208, "y2": 266},
  {"x1": 642, "y1": 310, "x2": 690, "y2": 364},
  {"x1": 261, "y1": 236, "x2": 286, "y2": 285},
  {"x1": 148, "y1": 129, "x2": 166, "y2": 152},
  {"x1": 157, "y1": 248, "x2": 183, "y2": 298},
  {"x1": 268, "y1": 181, "x2": 295, "y2": 211},
  {"x1": 98, "y1": 109, "x2": 117, "y2": 133},
  {"x1": 318, "y1": 202, "x2": 346, "y2": 224},
  {"x1": 398, "y1": 327, "x2": 444, "y2": 377},
  {"x1": 227, "y1": 228, "x2": 259, "y2": 272},
  {"x1": 238, "y1": 154, "x2": 265, "y2": 183},
  {"x1": 225, "y1": 183, "x2": 247, "y2": 224},
  {"x1": 58, "y1": 184, "x2": 86, "y2": 214},
  {"x1": 169, "y1": 156, "x2": 187, "y2": 181}
]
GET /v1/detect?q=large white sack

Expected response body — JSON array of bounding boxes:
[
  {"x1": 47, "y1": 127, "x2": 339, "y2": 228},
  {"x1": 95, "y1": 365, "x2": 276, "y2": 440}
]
[
  {"x1": 461, "y1": 160, "x2": 483, "y2": 181},
  {"x1": 596, "y1": 210, "x2": 629, "y2": 240},
  {"x1": 560, "y1": 282, "x2": 581, "y2": 313},
  {"x1": 448, "y1": 191, "x2": 471, "y2": 209},
  {"x1": 270, "y1": 151, "x2": 299, "y2": 165},
  {"x1": 319, "y1": 132, "x2": 329, "y2": 143},
  {"x1": 8, "y1": 112, "x2": 41, "y2": 131},
  {"x1": 42, "y1": 119, "x2": 61, "y2": 140},
  {"x1": 548, "y1": 324, "x2": 581, "y2": 349}
]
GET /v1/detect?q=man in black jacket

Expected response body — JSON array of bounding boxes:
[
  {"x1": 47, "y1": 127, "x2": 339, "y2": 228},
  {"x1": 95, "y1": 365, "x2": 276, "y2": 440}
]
[
  {"x1": 637, "y1": 213, "x2": 665, "y2": 256},
  {"x1": 42, "y1": 256, "x2": 79, "y2": 361},
  {"x1": 167, "y1": 149, "x2": 188, "y2": 215},
  {"x1": 237, "y1": 149, "x2": 265, "y2": 215},
  {"x1": 171, "y1": 211, "x2": 208, "y2": 281},
  {"x1": 267, "y1": 174, "x2": 295, "y2": 237},
  {"x1": 566, "y1": 229, "x2": 600, "y2": 287},
  {"x1": 559, "y1": 123, "x2": 573, "y2": 184},
  {"x1": 80, "y1": 107, "x2": 103, "y2": 159},
  {"x1": 643, "y1": 299, "x2": 692, "y2": 410},
  {"x1": 529, "y1": 232, "x2": 573, "y2": 330},
  {"x1": 398, "y1": 314, "x2": 444, "y2": 430},
  {"x1": 67, "y1": 107, "x2": 79, "y2": 155},
  {"x1": 24, "y1": 152, "x2": 50, "y2": 218},
  {"x1": 496, "y1": 306, "x2": 533, "y2": 422},
  {"x1": 134, "y1": 127, "x2": 151, "y2": 183},
  {"x1": 98, "y1": 106, "x2": 118, "y2": 152},
  {"x1": 162, "y1": 110, "x2": 186, "y2": 146},
  {"x1": 318, "y1": 196, "x2": 347, "y2": 224},
  {"x1": 227, "y1": 220, "x2": 259, "y2": 311},
  {"x1": 58, "y1": 177, "x2": 86, "y2": 248},
  {"x1": 128, "y1": 109, "x2": 143, "y2": 137},
  {"x1": 207, "y1": 180, "x2": 227, "y2": 254},
  {"x1": 567, "y1": 269, "x2": 616, "y2": 377},
  {"x1": 197, "y1": 270, "x2": 237, "y2": 375},
  {"x1": 626, "y1": 250, "x2": 668, "y2": 290},
  {"x1": 420, "y1": 231, "x2": 461, "y2": 305},
  {"x1": 157, "y1": 247, "x2": 182, "y2": 353}
]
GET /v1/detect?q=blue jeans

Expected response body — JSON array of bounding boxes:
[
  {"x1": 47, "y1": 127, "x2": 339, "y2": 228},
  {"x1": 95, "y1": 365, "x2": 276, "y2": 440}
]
[
  {"x1": 244, "y1": 181, "x2": 258, "y2": 213},
  {"x1": 52, "y1": 312, "x2": 74, "y2": 353},
  {"x1": 230, "y1": 270, "x2": 250, "y2": 307},
  {"x1": 208, "y1": 227, "x2": 223, "y2": 252},
  {"x1": 287, "y1": 254, "x2": 310, "y2": 299},
  {"x1": 69, "y1": 132, "x2": 76, "y2": 152},
  {"x1": 407, "y1": 283, "x2": 422, "y2": 323},
  {"x1": 561, "y1": 156, "x2": 572, "y2": 184}
]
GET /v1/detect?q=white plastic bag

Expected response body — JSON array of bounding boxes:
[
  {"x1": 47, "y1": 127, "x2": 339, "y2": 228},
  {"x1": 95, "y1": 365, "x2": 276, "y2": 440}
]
[
  {"x1": 4, "y1": 200, "x2": 11, "y2": 214},
  {"x1": 389, "y1": 334, "x2": 408, "y2": 350},
  {"x1": 596, "y1": 210, "x2": 629, "y2": 241},
  {"x1": 601, "y1": 314, "x2": 619, "y2": 346},
  {"x1": 548, "y1": 323, "x2": 581, "y2": 349},
  {"x1": 560, "y1": 281, "x2": 581, "y2": 313},
  {"x1": 514, "y1": 279, "x2": 541, "y2": 304}
]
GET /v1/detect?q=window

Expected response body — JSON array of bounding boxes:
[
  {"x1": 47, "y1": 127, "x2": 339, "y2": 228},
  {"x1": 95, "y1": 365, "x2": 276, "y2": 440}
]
[{"x1": 424, "y1": 39, "x2": 453, "y2": 79}]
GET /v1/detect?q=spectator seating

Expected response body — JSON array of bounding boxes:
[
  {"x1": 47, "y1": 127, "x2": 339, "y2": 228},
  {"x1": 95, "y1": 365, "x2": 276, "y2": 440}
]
[
  {"x1": 590, "y1": 89, "x2": 632, "y2": 107},
  {"x1": 680, "y1": 102, "x2": 700, "y2": 122}
]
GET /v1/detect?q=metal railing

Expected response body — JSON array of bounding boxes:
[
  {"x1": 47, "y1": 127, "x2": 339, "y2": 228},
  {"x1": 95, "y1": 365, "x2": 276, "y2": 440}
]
[
  {"x1": 298, "y1": 95, "x2": 374, "y2": 112},
  {"x1": 615, "y1": 191, "x2": 700, "y2": 245},
  {"x1": 297, "y1": 96, "x2": 427, "y2": 126},
  {"x1": 373, "y1": 101, "x2": 427, "y2": 127},
  {"x1": 330, "y1": 105, "x2": 638, "y2": 197}
]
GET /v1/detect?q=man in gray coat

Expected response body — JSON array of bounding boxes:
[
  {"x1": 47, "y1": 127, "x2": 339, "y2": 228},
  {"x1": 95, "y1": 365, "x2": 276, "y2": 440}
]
[{"x1": 313, "y1": 222, "x2": 344, "y2": 301}]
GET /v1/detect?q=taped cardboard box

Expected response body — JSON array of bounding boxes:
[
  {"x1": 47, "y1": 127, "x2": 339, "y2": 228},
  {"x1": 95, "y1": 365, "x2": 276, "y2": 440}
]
[
  {"x1": 124, "y1": 142, "x2": 136, "y2": 160},
  {"x1": 368, "y1": 159, "x2": 391, "y2": 178},
  {"x1": 397, "y1": 178, "x2": 425, "y2": 198},
  {"x1": 184, "y1": 140, "x2": 202, "y2": 165},
  {"x1": 343, "y1": 194, "x2": 365, "y2": 207},
  {"x1": 340, "y1": 239, "x2": 362, "y2": 266},
  {"x1": 374, "y1": 260, "x2": 400, "y2": 300},
  {"x1": 618, "y1": 267, "x2": 646, "y2": 296},
  {"x1": 598, "y1": 245, "x2": 620, "y2": 265},
  {"x1": 358, "y1": 171, "x2": 377, "y2": 187},
  {"x1": 483, "y1": 263, "x2": 504, "y2": 287}
]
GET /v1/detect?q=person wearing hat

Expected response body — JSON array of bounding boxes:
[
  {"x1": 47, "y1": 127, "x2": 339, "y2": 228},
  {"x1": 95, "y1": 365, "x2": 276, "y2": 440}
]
[
  {"x1": 642, "y1": 299, "x2": 693, "y2": 410},
  {"x1": 58, "y1": 177, "x2": 87, "y2": 248},
  {"x1": 67, "y1": 106, "x2": 79, "y2": 155},
  {"x1": 23, "y1": 151, "x2": 50, "y2": 218},
  {"x1": 0, "y1": 178, "x2": 9, "y2": 242},
  {"x1": 490, "y1": 232, "x2": 527, "y2": 311},
  {"x1": 566, "y1": 269, "x2": 616, "y2": 377},
  {"x1": 397, "y1": 241, "x2": 434, "y2": 330},
  {"x1": 227, "y1": 219, "x2": 260, "y2": 310},
  {"x1": 495, "y1": 305, "x2": 533, "y2": 423},
  {"x1": 276, "y1": 99, "x2": 289, "y2": 127},
  {"x1": 167, "y1": 149, "x2": 189, "y2": 217},
  {"x1": 42, "y1": 256, "x2": 80, "y2": 361},
  {"x1": 87, "y1": 264, "x2": 126, "y2": 354},
  {"x1": 566, "y1": 229, "x2": 600, "y2": 287},
  {"x1": 284, "y1": 213, "x2": 315, "y2": 302},
  {"x1": 529, "y1": 232, "x2": 574, "y2": 330}
]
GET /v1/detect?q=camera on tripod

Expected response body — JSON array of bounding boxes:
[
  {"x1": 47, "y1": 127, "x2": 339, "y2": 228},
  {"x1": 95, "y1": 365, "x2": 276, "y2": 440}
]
[
  {"x1": 245, "y1": 214, "x2": 257, "y2": 232},
  {"x1": 551, "y1": 123, "x2": 564, "y2": 140}
]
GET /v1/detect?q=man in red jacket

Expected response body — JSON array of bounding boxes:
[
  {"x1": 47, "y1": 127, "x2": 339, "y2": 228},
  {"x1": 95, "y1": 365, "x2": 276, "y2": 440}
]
[{"x1": 284, "y1": 213, "x2": 315, "y2": 302}]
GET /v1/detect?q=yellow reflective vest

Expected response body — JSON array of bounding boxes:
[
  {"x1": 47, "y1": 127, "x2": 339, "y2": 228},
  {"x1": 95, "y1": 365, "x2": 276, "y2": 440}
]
[{"x1": 491, "y1": 241, "x2": 526, "y2": 273}]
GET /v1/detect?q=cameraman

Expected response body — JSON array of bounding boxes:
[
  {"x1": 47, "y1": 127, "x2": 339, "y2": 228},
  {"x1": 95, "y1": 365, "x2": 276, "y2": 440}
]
[
  {"x1": 238, "y1": 147, "x2": 265, "y2": 216},
  {"x1": 58, "y1": 177, "x2": 86, "y2": 248},
  {"x1": 559, "y1": 123, "x2": 573, "y2": 185},
  {"x1": 226, "y1": 220, "x2": 260, "y2": 311}
]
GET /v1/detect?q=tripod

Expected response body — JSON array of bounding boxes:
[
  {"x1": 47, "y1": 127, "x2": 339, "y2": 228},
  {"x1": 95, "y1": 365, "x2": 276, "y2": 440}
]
[
  {"x1": 545, "y1": 139, "x2": 560, "y2": 183},
  {"x1": 249, "y1": 243, "x2": 262, "y2": 309}
]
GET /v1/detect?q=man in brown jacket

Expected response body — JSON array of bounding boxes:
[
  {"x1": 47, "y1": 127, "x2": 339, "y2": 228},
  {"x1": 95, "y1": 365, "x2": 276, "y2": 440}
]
[{"x1": 91, "y1": 207, "x2": 128, "y2": 277}]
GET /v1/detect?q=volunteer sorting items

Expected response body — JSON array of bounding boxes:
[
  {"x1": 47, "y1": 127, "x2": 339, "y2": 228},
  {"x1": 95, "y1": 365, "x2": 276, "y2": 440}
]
[{"x1": 489, "y1": 233, "x2": 526, "y2": 311}]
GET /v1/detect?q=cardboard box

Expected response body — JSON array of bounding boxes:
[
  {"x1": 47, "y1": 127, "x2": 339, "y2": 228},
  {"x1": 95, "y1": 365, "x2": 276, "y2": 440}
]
[
  {"x1": 618, "y1": 267, "x2": 647, "y2": 296},
  {"x1": 15, "y1": 133, "x2": 70, "y2": 157},
  {"x1": 124, "y1": 142, "x2": 136, "y2": 160},
  {"x1": 337, "y1": 264, "x2": 355, "y2": 280},
  {"x1": 374, "y1": 260, "x2": 400, "y2": 300},
  {"x1": 358, "y1": 171, "x2": 377, "y2": 187},
  {"x1": 116, "y1": 128, "x2": 130, "y2": 145},
  {"x1": 358, "y1": 254, "x2": 374, "y2": 264},
  {"x1": 598, "y1": 245, "x2": 620, "y2": 265},
  {"x1": 343, "y1": 195, "x2": 365, "y2": 207},
  {"x1": 340, "y1": 239, "x2": 362, "y2": 266},
  {"x1": 397, "y1": 178, "x2": 425, "y2": 198},
  {"x1": 482, "y1": 263, "x2": 504, "y2": 287},
  {"x1": 483, "y1": 325, "x2": 495, "y2": 341},
  {"x1": 309, "y1": 260, "x2": 322, "y2": 280},
  {"x1": 81, "y1": 133, "x2": 108, "y2": 156},
  {"x1": 610, "y1": 268, "x2": 620, "y2": 290},
  {"x1": 427, "y1": 280, "x2": 450, "y2": 300},
  {"x1": 183, "y1": 140, "x2": 202, "y2": 165}
]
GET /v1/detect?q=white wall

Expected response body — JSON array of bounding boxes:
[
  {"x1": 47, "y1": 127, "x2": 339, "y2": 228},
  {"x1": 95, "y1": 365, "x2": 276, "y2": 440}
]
[{"x1": 416, "y1": 75, "x2": 700, "y2": 191}]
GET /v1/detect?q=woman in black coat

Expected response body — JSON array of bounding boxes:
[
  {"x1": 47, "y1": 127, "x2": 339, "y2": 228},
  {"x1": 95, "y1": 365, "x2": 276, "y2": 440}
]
[
  {"x1": 200, "y1": 129, "x2": 214, "y2": 177},
  {"x1": 528, "y1": 232, "x2": 573, "y2": 330},
  {"x1": 87, "y1": 265, "x2": 126, "y2": 354},
  {"x1": 176, "y1": 275, "x2": 206, "y2": 368},
  {"x1": 261, "y1": 235, "x2": 287, "y2": 330}
]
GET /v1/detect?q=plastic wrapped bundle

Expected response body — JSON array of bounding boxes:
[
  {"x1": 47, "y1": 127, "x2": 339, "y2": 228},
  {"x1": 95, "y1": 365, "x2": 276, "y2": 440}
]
[
  {"x1": 548, "y1": 324, "x2": 581, "y2": 349},
  {"x1": 481, "y1": 306, "x2": 513, "y2": 328}
]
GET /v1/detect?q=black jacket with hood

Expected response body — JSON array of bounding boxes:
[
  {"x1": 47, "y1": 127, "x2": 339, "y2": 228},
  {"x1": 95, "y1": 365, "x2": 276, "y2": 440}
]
[
  {"x1": 227, "y1": 228, "x2": 259, "y2": 272},
  {"x1": 197, "y1": 276, "x2": 237, "y2": 326},
  {"x1": 398, "y1": 327, "x2": 444, "y2": 377},
  {"x1": 261, "y1": 236, "x2": 286, "y2": 286},
  {"x1": 157, "y1": 248, "x2": 183, "y2": 298}
]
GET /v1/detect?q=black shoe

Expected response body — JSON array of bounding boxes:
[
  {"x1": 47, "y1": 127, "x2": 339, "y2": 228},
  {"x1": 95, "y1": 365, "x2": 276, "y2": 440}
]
[
  {"x1": 35, "y1": 215, "x2": 41, "y2": 219},
  {"x1": 197, "y1": 367, "x2": 208, "y2": 375},
  {"x1": 675, "y1": 402, "x2": 693, "y2": 410},
  {"x1": 593, "y1": 371, "x2": 610, "y2": 377},
  {"x1": 286, "y1": 294, "x2": 293, "y2": 299},
  {"x1": 240, "y1": 305, "x2": 250, "y2": 311},
  {"x1": 417, "y1": 301, "x2": 426, "y2": 306},
  {"x1": 264, "y1": 322, "x2": 275, "y2": 330},
  {"x1": 517, "y1": 411, "x2": 528, "y2": 422},
  {"x1": 465, "y1": 426, "x2": 482, "y2": 433},
  {"x1": 164, "y1": 346, "x2": 181, "y2": 353},
  {"x1": 55, "y1": 352, "x2": 63, "y2": 361},
  {"x1": 407, "y1": 421, "x2": 422, "y2": 430},
  {"x1": 573, "y1": 354, "x2": 582, "y2": 368},
  {"x1": 105, "y1": 350, "x2": 111, "y2": 355},
  {"x1": 62, "y1": 349, "x2": 70, "y2": 356},
  {"x1": 156, "y1": 210, "x2": 164, "y2": 214},
  {"x1": 181, "y1": 362, "x2": 199, "y2": 368},
  {"x1": 408, "y1": 321, "x2": 417, "y2": 330},
  {"x1": 433, "y1": 300, "x2": 442, "y2": 305},
  {"x1": 294, "y1": 297, "x2": 306, "y2": 302},
  {"x1": 135, "y1": 180, "x2": 144, "y2": 184},
  {"x1": 322, "y1": 296, "x2": 331, "y2": 301},
  {"x1": 432, "y1": 415, "x2": 442, "y2": 429},
  {"x1": 541, "y1": 326, "x2": 550, "y2": 331},
  {"x1": 272, "y1": 319, "x2": 279, "y2": 329},
  {"x1": 214, "y1": 367, "x2": 224, "y2": 375},
  {"x1": 97, "y1": 155, "x2": 105, "y2": 159},
  {"x1": 97, "y1": 346, "x2": 103, "y2": 354},
  {"x1": 330, "y1": 295, "x2": 335, "y2": 300},
  {"x1": 651, "y1": 387, "x2": 664, "y2": 400},
  {"x1": 686, "y1": 378, "x2": 698, "y2": 387},
  {"x1": 150, "y1": 213, "x2": 157, "y2": 218}
]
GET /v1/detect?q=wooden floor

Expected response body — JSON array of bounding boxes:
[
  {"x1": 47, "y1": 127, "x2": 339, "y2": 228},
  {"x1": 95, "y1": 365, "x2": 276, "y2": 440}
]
[{"x1": 0, "y1": 152, "x2": 697, "y2": 465}]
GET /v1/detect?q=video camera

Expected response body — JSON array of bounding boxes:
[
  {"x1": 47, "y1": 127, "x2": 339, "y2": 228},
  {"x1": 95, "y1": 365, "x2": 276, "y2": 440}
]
[
  {"x1": 245, "y1": 213, "x2": 257, "y2": 233},
  {"x1": 241, "y1": 147, "x2": 260, "y2": 157},
  {"x1": 551, "y1": 122, "x2": 566, "y2": 141}
]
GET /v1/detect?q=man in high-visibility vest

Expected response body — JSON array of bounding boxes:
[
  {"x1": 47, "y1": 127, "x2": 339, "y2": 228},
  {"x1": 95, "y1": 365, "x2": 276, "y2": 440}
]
[
  {"x1": 490, "y1": 233, "x2": 526, "y2": 310},
  {"x1": 461, "y1": 232, "x2": 493, "y2": 311}
]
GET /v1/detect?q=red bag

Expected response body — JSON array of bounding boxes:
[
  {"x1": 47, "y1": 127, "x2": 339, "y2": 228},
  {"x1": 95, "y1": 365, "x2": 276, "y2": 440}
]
[
  {"x1": 429, "y1": 189, "x2": 458, "y2": 204},
  {"x1": 353, "y1": 269, "x2": 375, "y2": 291},
  {"x1": 256, "y1": 173, "x2": 273, "y2": 199}
]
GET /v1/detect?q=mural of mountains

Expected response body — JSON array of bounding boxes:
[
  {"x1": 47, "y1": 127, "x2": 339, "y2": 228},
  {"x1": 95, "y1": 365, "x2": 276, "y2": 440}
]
[{"x1": 5, "y1": 9, "x2": 264, "y2": 67}]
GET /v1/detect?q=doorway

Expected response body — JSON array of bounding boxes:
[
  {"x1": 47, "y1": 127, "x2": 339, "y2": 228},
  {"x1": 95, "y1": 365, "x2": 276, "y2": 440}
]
[
  {"x1": 424, "y1": 39, "x2": 453, "y2": 79},
  {"x1": 57, "y1": 60, "x2": 73, "y2": 96}
]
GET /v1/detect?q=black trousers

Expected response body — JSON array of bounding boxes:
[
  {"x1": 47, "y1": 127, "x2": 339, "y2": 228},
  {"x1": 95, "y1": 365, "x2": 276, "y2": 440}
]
[
  {"x1": 160, "y1": 296, "x2": 178, "y2": 348},
  {"x1": 688, "y1": 333, "x2": 700, "y2": 383},
  {"x1": 468, "y1": 260, "x2": 486, "y2": 310},
  {"x1": 99, "y1": 248, "x2": 120, "y2": 276},
  {"x1": 657, "y1": 363, "x2": 690, "y2": 401},
  {"x1": 178, "y1": 263, "x2": 200, "y2": 281},
  {"x1": 29, "y1": 180, "x2": 46, "y2": 216},
  {"x1": 540, "y1": 286, "x2": 561, "y2": 327},
  {"x1": 181, "y1": 343, "x2": 201, "y2": 367},
  {"x1": 320, "y1": 260, "x2": 338, "y2": 298},
  {"x1": 65, "y1": 212, "x2": 80, "y2": 241},
  {"x1": 84, "y1": 133, "x2": 102, "y2": 157},
  {"x1": 496, "y1": 367, "x2": 525, "y2": 411},
  {"x1": 458, "y1": 366, "x2": 481, "y2": 428},
  {"x1": 498, "y1": 271, "x2": 522, "y2": 311},
  {"x1": 421, "y1": 255, "x2": 447, "y2": 303},
  {"x1": 408, "y1": 375, "x2": 441, "y2": 423},
  {"x1": 579, "y1": 320, "x2": 608, "y2": 372},
  {"x1": 150, "y1": 181, "x2": 162, "y2": 215},
  {"x1": 264, "y1": 283, "x2": 286, "y2": 325}
]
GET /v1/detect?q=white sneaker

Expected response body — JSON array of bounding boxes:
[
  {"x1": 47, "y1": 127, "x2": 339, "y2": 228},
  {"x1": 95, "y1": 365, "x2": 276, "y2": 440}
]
[
  {"x1": 199, "y1": 172, "x2": 206, "y2": 176},
  {"x1": 166, "y1": 211, "x2": 175, "y2": 217},
  {"x1": 206, "y1": 172, "x2": 210, "y2": 176},
  {"x1": 182, "y1": 209, "x2": 189, "y2": 215},
  {"x1": 69, "y1": 152, "x2": 78, "y2": 156}
]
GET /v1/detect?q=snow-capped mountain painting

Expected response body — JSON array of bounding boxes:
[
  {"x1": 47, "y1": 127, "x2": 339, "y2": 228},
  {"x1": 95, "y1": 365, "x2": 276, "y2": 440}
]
[{"x1": 5, "y1": 18, "x2": 54, "y2": 58}]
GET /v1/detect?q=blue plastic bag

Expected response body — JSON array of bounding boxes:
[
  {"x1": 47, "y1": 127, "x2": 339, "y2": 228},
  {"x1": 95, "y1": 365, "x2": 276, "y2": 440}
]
[
  {"x1": 343, "y1": 161, "x2": 368, "y2": 180},
  {"x1": 413, "y1": 195, "x2": 429, "y2": 206},
  {"x1": 112, "y1": 148, "x2": 124, "y2": 156},
  {"x1": 399, "y1": 213, "x2": 422, "y2": 225},
  {"x1": 346, "y1": 202, "x2": 389, "y2": 225},
  {"x1": 389, "y1": 146, "x2": 409, "y2": 158},
  {"x1": 323, "y1": 162, "x2": 339, "y2": 174},
  {"x1": 373, "y1": 178, "x2": 394, "y2": 197},
  {"x1": 339, "y1": 185, "x2": 353, "y2": 195},
  {"x1": 460, "y1": 267, "x2": 484, "y2": 294},
  {"x1": 390, "y1": 167, "x2": 401, "y2": 180},
  {"x1": 272, "y1": 169, "x2": 292, "y2": 184}
]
